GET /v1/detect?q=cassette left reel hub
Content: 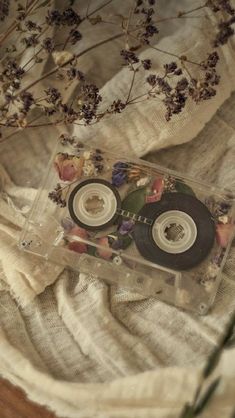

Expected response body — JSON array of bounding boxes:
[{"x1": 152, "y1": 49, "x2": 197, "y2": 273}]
[{"x1": 68, "y1": 179, "x2": 121, "y2": 230}]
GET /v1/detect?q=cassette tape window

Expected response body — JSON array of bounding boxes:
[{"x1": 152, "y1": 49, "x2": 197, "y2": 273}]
[{"x1": 20, "y1": 140, "x2": 235, "y2": 315}]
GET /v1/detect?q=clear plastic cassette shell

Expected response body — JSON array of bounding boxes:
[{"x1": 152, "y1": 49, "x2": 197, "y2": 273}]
[{"x1": 20, "y1": 139, "x2": 235, "y2": 315}]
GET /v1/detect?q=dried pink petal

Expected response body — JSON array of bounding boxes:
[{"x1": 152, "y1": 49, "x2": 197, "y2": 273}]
[
  {"x1": 146, "y1": 177, "x2": 164, "y2": 203},
  {"x1": 68, "y1": 241, "x2": 87, "y2": 254},
  {"x1": 54, "y1": 153, "x2": 84, "y2": 181},
  {"x1": 69, "y1": 226, "x2": 88, "y2": 240},
  {"x1": 97, "y1": 237, "x2": 112, "y2": 260},
  {"x1": 216, "y1": 223, "x2": 235, "y2": 248}
]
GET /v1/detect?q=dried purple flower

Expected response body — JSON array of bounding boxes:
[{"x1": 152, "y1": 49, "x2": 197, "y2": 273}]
[
  {"x1": 119, "y1": 220, "x2": 135, "y2": 235},
  {"x1": 45, "y1": 87, "x2": 62, "y2": 104},
  {"x1": 46, "y1": 8, "x2": 81, "y2": 27},
  {"x1": 22, "y1": 34, "x2": 39, "y2": 48},
  {"x1": 203, "y1": 51, "x2": 220, "y2": 68},
  {"x1": 112, "y1": 162, "x2": 129, "y2": 187},
  {"x1": 164, "y1": 91, "x2": 186, "y2": 121},
  {"x1": 188, "y1": 80, "x2": 216, "y2": 103},
  {"x1": 61, "y1": 103, "x2": 79, "y2": 123},
  {"x1": 164, "y1": 62, "x2": 178, "y2": 73},
  {"x1": 25, "y1": 20, "x2": 42, "y2": 32},
  {"x1": 66, "y1": 67, "x2": 77, "y2": 80},
  {"x1": 0, "y1": 0, "x2": 10, "y2": 21},
  {"x1": 42, "y1": 37, "x2": 55, "y2": 52},
  {"x1": 69, "y1": 29, "x2": 82, "y2": 45},
  {"x1": 59, "y1": 133, "x2": 76, "y2": 146},
  {"x1": 110, "y1": 99, "x2": 126, "y2": 113},
  {"x1": 157, "y1": 77, "x2": 172, "y2": 93},
  {"x1": 143, "y1": 24, "x2": 158, "y2": 40},
  {"x1": 146, "y1": 74, "x2": 157, "y2": 86},
  {"x1": 62, "y1": 8, "x2": 81, "y2": 26},
  {"x1": 206, "y1": 0, "x2": 235, "y2": 15},
  {"x1": 20, "y1": 91, "x2": 35, "y2": 112},
  {"x1": 174, "y1": 68, "x2": 183, "y2": 76},
  {"x1": 2, "y1": 59, "x2": 25, "y2": 82},
  {"x1": 142, "y1": 59, "x2": 152, "y2": 70},
  {"x1": 43, "y1": 107, "x2": 57, "y2": 116},
  {"x1": 205, "y1": 70, "x2": 220, "y2": 85},
  {"x1": 79, "y1": 83, "x2": 102, "y2": 123},
  {"x1": 111, "y1": 238, "x2": 123, "y2": 250},
  {"x1": 176, "y1": 78, "x2": 189, "y2": 91},
  {"x1": 66, "y1": 67, "x2": 85, "y2": 81},
  {"x1": 48, "y1": 183, "x2": 66, "y2": 207},
  {"x1": 120, "y1": 49, "x2": 139, "y2": 65},
  {"x1": 46, "y1": 9, "x2": 63, "y2": 26},
  {"x1": 213, "y1": 17, "x2": 235, "y2": 46}
]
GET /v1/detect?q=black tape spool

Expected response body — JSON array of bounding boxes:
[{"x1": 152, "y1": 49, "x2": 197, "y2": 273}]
[
  {"x1": 133, "y1": 192, "x2": 215, "y2": 270},
  {"x1": 68, "y1": 178, "x2": 121, "y2": 231}
]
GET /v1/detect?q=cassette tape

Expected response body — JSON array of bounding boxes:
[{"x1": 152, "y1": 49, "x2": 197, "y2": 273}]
[{"x1": 20, "y1": 138, "x2": 235, "y2": 314}]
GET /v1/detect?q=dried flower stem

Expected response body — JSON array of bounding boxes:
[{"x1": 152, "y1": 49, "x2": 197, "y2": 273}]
[
  {"x1": 0, "y1": 0, "x2": 41, "y2": 47},
  {"x1": 154, "y1": 3, "x2": 208, "y2": 25},
  {"x1": 17, "y1": 32, "x2": 125, "y2": 97},
  {"x1": 126, "y1": 68, "x2": 138, "y2": 103},
  {"x1": 62, "y1": 0, "x2": 114, "y2": 50}
]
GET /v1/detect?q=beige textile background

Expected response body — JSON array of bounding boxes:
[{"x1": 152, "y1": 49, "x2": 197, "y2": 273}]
[{"x1": 0, "y1": 1, "x2": 235, "y2": 417}]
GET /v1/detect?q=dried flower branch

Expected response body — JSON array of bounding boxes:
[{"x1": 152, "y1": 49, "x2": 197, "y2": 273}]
[{"x1": 0, "y1": 0, "x2": 234, "y2": 142}]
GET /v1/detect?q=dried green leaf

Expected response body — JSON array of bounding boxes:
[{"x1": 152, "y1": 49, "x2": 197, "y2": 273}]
[
  {"x1": 204, "y1": 312, "x2": 235, "y2": 377},
  {"x1": 194, "y1": 377, "x2": 220, "y2": 415},
  {"x1": 221, "y1": 312, "x2": 235, "y2": 347},
  {"x1": 175, "y1": 181, "x2": 196, "y2": 197},
  {"x1": 179, "y1": 404, "x2": 194, "y2": 418},
  {"x1": 121, "y1": 187, "x2": 147, "y2": 215},
  {"x1": 203, "y1": 348, "x2": 221, "y2": 378},
  {"x1": 87, "y1": 245, "x2": 96, "y2": 257},
  {"x1": 225, "y1": 334, "x2": 235, "y2": 348},
  {"x1": 230, "y1": 407, "x2": 235, "y2": 418}
]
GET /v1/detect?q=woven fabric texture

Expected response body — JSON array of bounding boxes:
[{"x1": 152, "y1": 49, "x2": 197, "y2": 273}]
[{"x1": 0, "y1": 1, "x2": 235, "y2": 417}]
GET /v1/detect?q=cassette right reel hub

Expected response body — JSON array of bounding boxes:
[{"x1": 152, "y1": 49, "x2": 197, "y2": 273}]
[{"x1": 134, "y1": 192, "x2": 215, "y2": 270}]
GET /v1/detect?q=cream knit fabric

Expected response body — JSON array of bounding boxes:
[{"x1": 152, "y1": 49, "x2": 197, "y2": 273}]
[{"x1": 0, "y1": 1, "x2": 235, "y2": 417}]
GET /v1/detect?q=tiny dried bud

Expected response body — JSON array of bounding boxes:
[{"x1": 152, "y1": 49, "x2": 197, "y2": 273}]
[
  {"x1": 146, "y1": 74, "x2": 157, "y2": 86},
  {"x1": 69, "y1": 29, "x2": 82, "y2": 45},
  {"x1": 141, "y1": 59, "x2": 152, "y2": 70},
  {"x1": 42, "y1": 37, "x2": 55, "y2": 52},
  {"x1": 120, "y1": 49, "x2": 139, "y2": 65}
]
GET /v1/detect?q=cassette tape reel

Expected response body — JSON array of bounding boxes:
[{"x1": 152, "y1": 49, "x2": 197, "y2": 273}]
[
  {"x1": 20, "y1": 141, "x2": 235, "y2": 315},
  {"x1": 134, "y1": 193, "x2": 215, "y2": 270},
  {"x1": 68, "y1": 179, "x2": 121, "y2": 230}
]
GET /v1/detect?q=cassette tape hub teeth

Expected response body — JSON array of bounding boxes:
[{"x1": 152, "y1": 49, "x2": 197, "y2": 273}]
[
  {"x1": 152, "y1": 210, "x2": 197, "y2": 254},
  {"x1": 68, "y1": 179, "x2": 121, "y2": 230}
]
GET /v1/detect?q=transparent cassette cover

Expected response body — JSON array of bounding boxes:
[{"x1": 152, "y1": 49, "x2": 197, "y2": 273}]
[{"x1": 20, "y1": 138, "x2": 235, "y2": 315}]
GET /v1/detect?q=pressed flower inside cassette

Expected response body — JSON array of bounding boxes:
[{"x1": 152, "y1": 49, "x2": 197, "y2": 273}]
[{"x1": 20, "y1": 140, "x2": 235, "y2": 315}]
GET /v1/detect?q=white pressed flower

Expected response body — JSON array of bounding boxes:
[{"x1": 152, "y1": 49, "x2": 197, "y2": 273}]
[{"x1": 52, "y1": 50, "x2": 74, "y2": 66}]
